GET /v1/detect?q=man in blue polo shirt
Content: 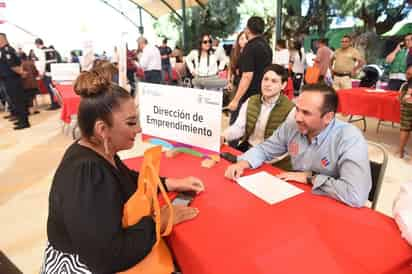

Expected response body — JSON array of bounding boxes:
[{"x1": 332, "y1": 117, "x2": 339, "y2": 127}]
[{"x1": 225, "y1": 84, "x2": 371, "y2": 207}]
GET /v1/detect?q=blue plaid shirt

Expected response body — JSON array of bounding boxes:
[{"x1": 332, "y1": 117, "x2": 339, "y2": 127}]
[{"x1": 239, "y1": 118, "x2": 372, "y2": 207}]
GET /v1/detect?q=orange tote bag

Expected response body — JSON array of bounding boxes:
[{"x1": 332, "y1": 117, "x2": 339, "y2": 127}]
[{"x1": 118, "y1": 146, "x2": 174, "y2": 274}]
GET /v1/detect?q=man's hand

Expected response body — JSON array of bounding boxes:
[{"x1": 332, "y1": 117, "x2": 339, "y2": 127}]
[
  {"x1": 227, "y1": 99, "x2": 239, "y2": 112},
  {"x1": 224, "y1": 160, "x2": 250, "y2": 180},
  {"x1": 166, "y1": 176, "x2": 205, "y2": 194},
  {"x1": 276, "y1": 171, "x2": 312, "y2": 184}
]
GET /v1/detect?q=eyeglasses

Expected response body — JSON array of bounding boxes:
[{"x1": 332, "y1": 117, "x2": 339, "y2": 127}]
[{"x1": 202, "y1": 40, "x2": 212, "y2": 44}]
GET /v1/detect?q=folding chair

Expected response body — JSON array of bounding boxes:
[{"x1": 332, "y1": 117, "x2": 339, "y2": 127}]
[
  {"x1": 367, "y1": 141, "x2": 388, "y2": 210},
  {"x1": 376, "y1": 120, "x2": 398, "y2": 133},
  {"x1": 348, "y1": 115, "x2": 367, "y2": 132}
]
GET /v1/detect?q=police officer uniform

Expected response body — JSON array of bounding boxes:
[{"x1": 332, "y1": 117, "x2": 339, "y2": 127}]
[{"x1": 0, "y1": 44, "x2": 30, "y2": 129}]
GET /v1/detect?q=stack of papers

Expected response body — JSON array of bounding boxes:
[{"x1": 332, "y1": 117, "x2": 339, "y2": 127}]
[{"x1": 236, "y1": 171, "x2": 304, "y2": 205}]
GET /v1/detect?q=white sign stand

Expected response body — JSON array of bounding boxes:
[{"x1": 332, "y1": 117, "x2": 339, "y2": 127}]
[{"x1": 139, "y1": 83, "x2": 223, "y2": 153}]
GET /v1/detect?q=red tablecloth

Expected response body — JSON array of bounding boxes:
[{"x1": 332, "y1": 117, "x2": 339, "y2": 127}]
[
  {"x1": 337, "y1": 88, "x2": 400, "y2": 123},
  {"x1": 124, "y1": 146, "x2": 412, "y2": 274},
  {"x1": 54, "y1": 84, "x2": 80, "y2": 124}
]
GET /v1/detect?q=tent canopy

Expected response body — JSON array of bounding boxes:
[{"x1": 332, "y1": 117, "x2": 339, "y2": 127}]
[
  {"x1": 382, "y1": 22, "x2": 412, "y2": 37},
  {"x1": 130, "y1": 0, "x2": 207, "y2": 19}
]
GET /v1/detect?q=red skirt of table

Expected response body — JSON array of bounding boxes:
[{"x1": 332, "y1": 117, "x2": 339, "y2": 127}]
[
  {"x1": 337, "y1": 88, "x2": 400, "y2": 123},
  {"x1": 54, "y1": 84, "x2": 80, "y2": 124},
  {"x1": 124, "y1": 146, "x2": 412, "y2": 274}
]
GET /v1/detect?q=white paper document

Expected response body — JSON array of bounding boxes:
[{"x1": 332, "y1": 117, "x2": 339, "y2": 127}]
[{"x1": 236, "y1": 171, "x2": 304, "y2": 205}]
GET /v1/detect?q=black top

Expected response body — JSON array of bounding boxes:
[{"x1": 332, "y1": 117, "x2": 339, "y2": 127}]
[
  {"x1": 47, "y1": 142, "x2": 167, "y2": 273},
  {"x1": 159, "y1": 46, "x2": 172, "y2": 67},
  {"x1": 41, "y1": 46, "x2": 58, "y2": 72},
  {"x1": 239, "y1": 36, "x2": 273, "y2": 101},
  {"x1": 0, "y1": 44, "x2": 21, "y2": 79}
]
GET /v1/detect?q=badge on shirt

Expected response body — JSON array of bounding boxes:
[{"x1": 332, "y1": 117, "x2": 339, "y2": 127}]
[
  {"x1": 288, "y1": 142, "x2": 299, "y2": 156},
  {"x1": 321, "y1": 156, "x2": 330, "y2": 167}
]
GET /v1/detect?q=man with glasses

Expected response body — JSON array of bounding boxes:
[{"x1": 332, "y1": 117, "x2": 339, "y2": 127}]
[
  {"x1": 386, "y1": 34, "x2": 412, "y2": 91},
  {"x1": 330, "y1": 35, "x2": 365, "y2": 90},
  {"x1": 225, "y1": 84, "x2": 371, "y2": 208}
]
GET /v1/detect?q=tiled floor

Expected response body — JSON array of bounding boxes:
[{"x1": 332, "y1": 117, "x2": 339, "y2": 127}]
[{"x1": 0, "y1": 97, "x2": 410, "y2": 273}]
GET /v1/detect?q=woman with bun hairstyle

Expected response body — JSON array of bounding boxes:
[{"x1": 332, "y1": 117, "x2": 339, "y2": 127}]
[{"x1": 40, "y1": 72, "x2": 204, "y2": 273}]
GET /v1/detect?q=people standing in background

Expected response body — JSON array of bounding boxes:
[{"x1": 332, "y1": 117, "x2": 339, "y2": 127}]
[
  {"x1": 314, "y1": 38, "x2": 333, "y2": 82},
  {"x1": 227, "y1": 32, "x2": 248, "y2": 96},
  {"x1": 35, "y1": 38, "x2": 60, "y2": 110},
  {"x1": 70, "y1": 51, "x2": 80, "y2": 63},
  {"x1": 386, "y1": 35, "x2": 411, "y2": 91},
  {"x1": 29, "y1": 49, "x2": 38, "y2": 61},
  {"x1": 185, "y1": 33, "x2": 227, "y2": 90},
  {"x1": 398, "y1": 65, "x2": 412, "y2": 158},
  {"x1": 212, "y1": 38, "x2": 228, "y2": 69},
  {"x1": 126, "y1": 45, "x2": 137, "y2": 96},
  {"x1": 111, "y1": 46, "x2": 119, "y2": 65},
  {"x1": 227, "y1": 31, "x2": 248, "y2": 125},
  {"x1": 330, "y1": 35, "x2": 365, "y2": 90},
  {"x1": 290, "y1": 41, "x2": 305, "y2": 96},
  {"x1": 159, "y1": 38, "x2": 173, "y2": 84},
  {"x1": 0, "y1": 33, "x2": 30, "y2": 129},
  {"x1": 20, "y1": 52, "x2": 40, "y2": 115},
  {"x1": 227, "y1": 16, "x2": 272, "y2": 127},
  {"x1": 171, "y1": 46, "x2": 183, "y2": 63},
  {"x1": 405, "y1": 33, "x2": 412, "y2": 68},
  {"x1": 49, "y1": 45, "x2": 62, "y2": 63},
  {"x1": 273, "y1": 39, "x2": 290, "y2": 69},
  {"x1": 137, "y1": 37, "x2": 162, "y2": 84}
]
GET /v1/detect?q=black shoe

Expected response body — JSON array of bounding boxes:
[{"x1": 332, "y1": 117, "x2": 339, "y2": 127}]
[
  {"x1": 31, "y1": 110, "x2": 40, "y2": 115},
  {"x1": 13, "y1": 123, "x2": 30, "y2": 130}
]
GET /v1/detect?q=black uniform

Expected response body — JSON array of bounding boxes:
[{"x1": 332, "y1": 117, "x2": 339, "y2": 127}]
[
  {"x1": 41, "y1": 46, "x2": 59, "y2": 108},
  {"x1": 0, "y1": 44, "x2": 29, "y2": 128}
]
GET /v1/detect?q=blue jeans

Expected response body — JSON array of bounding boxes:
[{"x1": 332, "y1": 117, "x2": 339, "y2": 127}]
[
  {"x1": 162, "y1": 65, "x2": 173, "y2": 84},
  {"x1": 43, "y1": 76, "x2": 59, "y2": 106},
  {"x1": 144, "y1": 70, "x2": 161, "y2": 84}
]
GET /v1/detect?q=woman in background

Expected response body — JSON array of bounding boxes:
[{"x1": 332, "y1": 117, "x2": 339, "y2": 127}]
[
  {"x1": 20, "y1": 52, "x2": 40, "y2": 115},
  {"x1": 226, "y1": 31, "x2": 248, "y2": 125},
  {"x1": 185, "y1": 33, "x2": 227, "y2": 90}
]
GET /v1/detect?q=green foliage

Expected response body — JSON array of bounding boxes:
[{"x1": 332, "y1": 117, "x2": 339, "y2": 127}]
[{"x1": 153, "y1": 0, "x2": 242, "y2": 53}]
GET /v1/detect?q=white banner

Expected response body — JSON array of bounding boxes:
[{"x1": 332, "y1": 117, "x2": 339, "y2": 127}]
[
  {"x1": 51, "y1": 63, "x2": 80, "y2": 82},
  {"x1": 139, "y1": 83, "x2": 223, "y2": 153}
]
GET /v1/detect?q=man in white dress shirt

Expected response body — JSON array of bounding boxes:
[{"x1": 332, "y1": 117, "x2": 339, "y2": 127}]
[{"x1": 137, "y1": 37, "x2": 162, "y2": 84}]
